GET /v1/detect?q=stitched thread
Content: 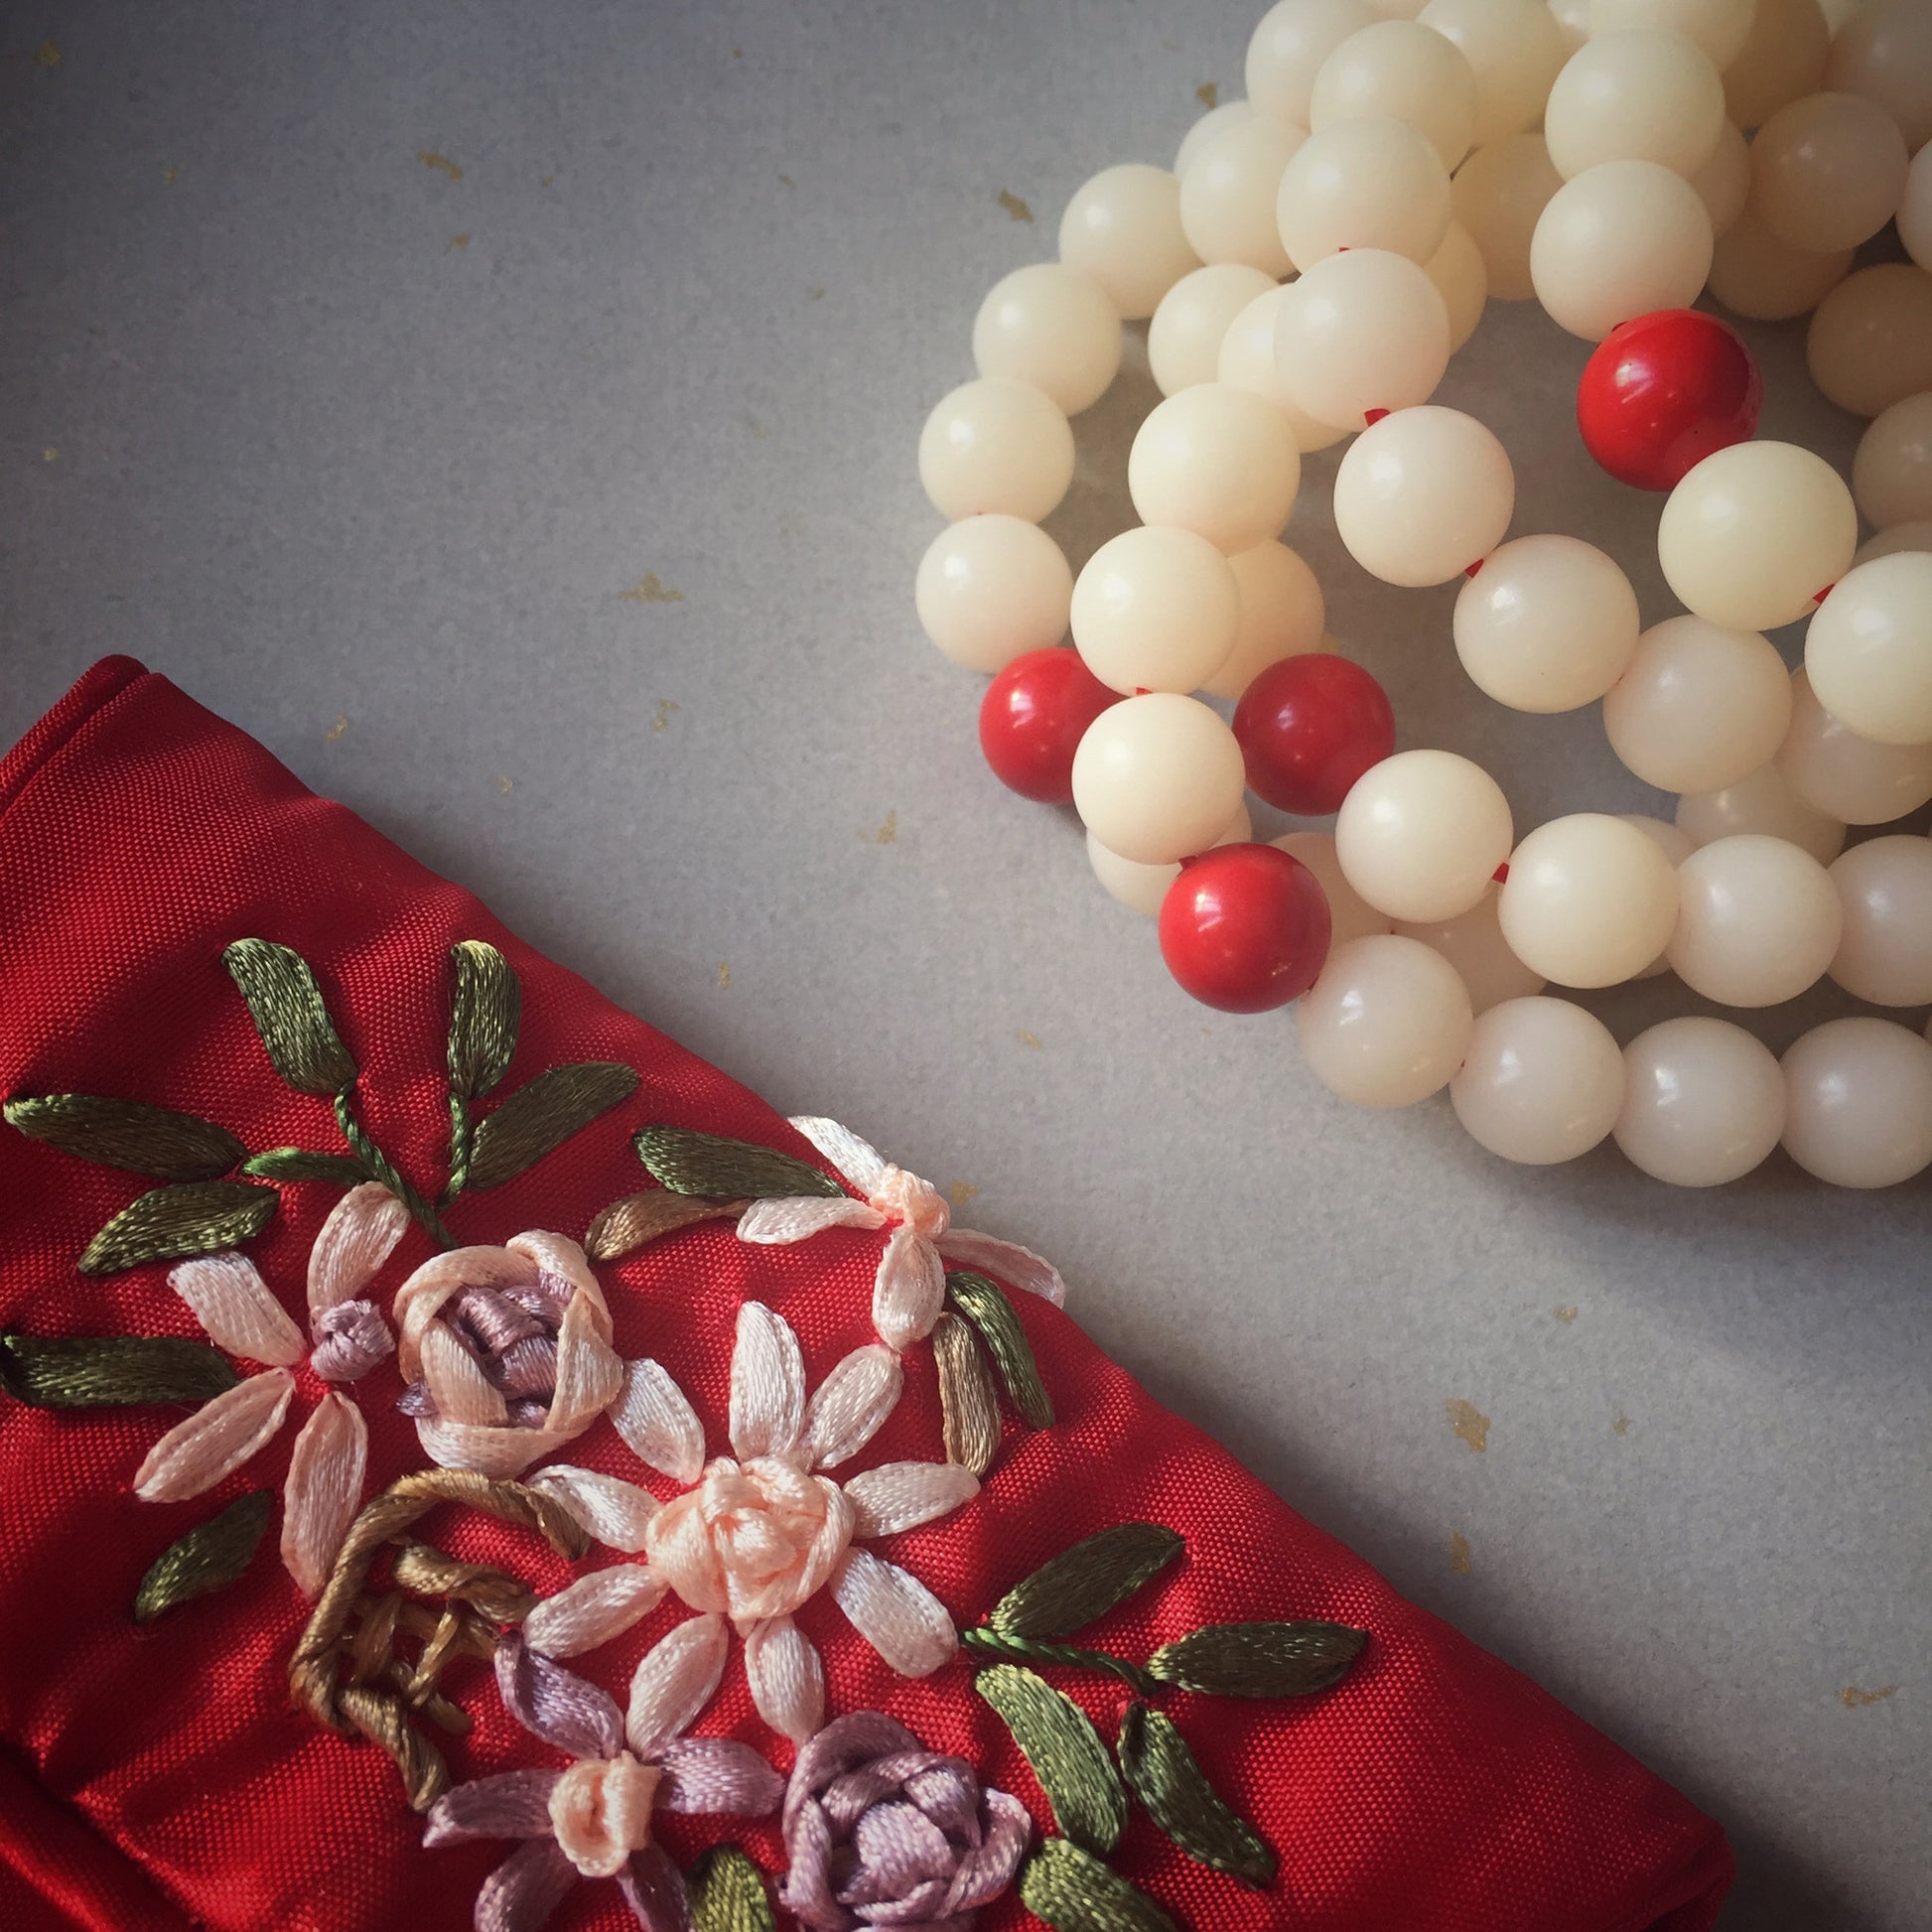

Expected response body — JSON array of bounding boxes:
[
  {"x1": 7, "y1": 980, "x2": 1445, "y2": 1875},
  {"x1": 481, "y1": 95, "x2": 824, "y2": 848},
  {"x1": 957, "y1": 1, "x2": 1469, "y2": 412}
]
[
  {"x1": 445, "y1": 940, "x2": 519, "y2": 1202},
  {"x1": 961, "y1": 1628, "x2": 1163, "y2": 1699},
  {"x1": 973, "y1": 1664, "x2": 1126, "y2": 1858},
  {"x1": 239, "y1": 1147, "x2": 371, "y2": 1185},
  {"x1": 1116, "y1": 1703, "x2": 1275, "y2": 1887},
  {"x1": 78, "y1": 1180, "x2": 279, "y2": 1276},
  {"x1": 134, "y1": 1491, "x2": 272, "y2": 1622},
  {"x1": 1145, "y1": 1620, "x2": 1368, "y2": 1699},
  {"x1": 3, "y1": 1093, "x2": 245, "y2": 1180},
  {"x1": 933, "y1": 1311, "x2": 1002, "y2": 1474},
  {"x1": 584, "y1": 1190, "x2": 749, "y2": 1262},
  {"x1": 633, "y1": 1125, "x2": 845, "y2": 1201},
  {"x1": 1019, "y1": 1839, "x2": 1179, "y2": 1932},
  {"x1": 464, "y1": 1062, "x2": 639, "y2": 1192},
  {"x1": 686, "y1": 1846, "x2": 776, "y2": 1932},
  {"x1": 0, "y1": 1332, "x2": 239, "y2": 1407},
  {"x1": 944, "y1": 1273, "x2": 1054, "y2": 1428},
  {"x1": 988, "y1": 1522, "x2": 1183, "y2": 1642},
  {"x1": 223, "y1": 938, "x2": 357, "y2": 1096},
  {"x1": 331, "y1": 1090, "x2": 454, "y2": 1250}
]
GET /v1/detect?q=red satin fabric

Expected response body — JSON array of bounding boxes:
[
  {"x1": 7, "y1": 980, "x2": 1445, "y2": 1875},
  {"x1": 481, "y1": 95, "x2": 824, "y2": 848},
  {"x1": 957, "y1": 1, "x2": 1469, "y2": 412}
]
[{"x1": 0, "y1": 661, "x2": 1731, "y2": 1932}]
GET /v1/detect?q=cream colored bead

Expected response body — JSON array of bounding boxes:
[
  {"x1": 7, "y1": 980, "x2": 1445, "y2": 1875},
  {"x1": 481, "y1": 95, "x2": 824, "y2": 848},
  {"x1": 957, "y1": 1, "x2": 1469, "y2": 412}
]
[
  {"x1": 915, "y1": 515, "x2": 1073, "y2": 672},
  {"x1": 1088, "y1": 803, "x2": 1253, "y2": 915},
  {"x1": 1602, "y1": 616, "x2": 1794, "y2": 792},
  {"x1": 1418, "y1": 0, "x2": 1569, "y2": 146},
  {"x1": 1587, "y1": 0, "x2": 1755, "y2": 68},
  {"x1": 1668, "y1": 833, "x2": 1843, "y2": 1005},
  {"x1": 971, "y1": 264, "x2": 1124, "y2": 416},
  {"x1": 1708, "y1": 206, "x2": 1853, "y2": 320},
  {"x1": 1723, "y1": 0, "x2": 1830, "y2": 130},
  {"x1": 1780, "y1": 667, "x2": 1932, "y2": 823},
  {"x1": 1858, "y1": 521, "x2": 1932, "y2": 567},
  {"x1": 1852, "y1": 393, "x2": 1932, "y2": 529},
  {"x1": 1451, "y1": 133, "x2": 1564, "y2": 300},
  {"x1": 1336, "y1": 748, "x2": 1514, "y2": 921},
  {"x1": 1175, "y1": 100, "x2": 1256, "y2": 179},
  {"x1": 1247, "y1": 0, "x2": 1380, "y2": 126},
  {"x1": 1900, "y1": 144, "x2": 1932, "y2": 274},
  {"x1": 1747, "y1": 92, "x2": 1909, "y2": 256},
  {"x1": 1332, "y1": 405, "x2": 1515, "y2": 587},
  {"x1": 1691, "y1": 119, "x2": 1751, "y2": 235},
  {"x1": 1453, "y1": 535, "x2": 1638, "y2": 713},
  {"x1": 1273, "y1": 248, "x2": 1450, "y2": 428},
  {"x1": 1450, "y1": 996, "x2": 1625, "y2": 1164},
  {"x1": 1550, "y1": 0, "x2": 1592, "y2": 47},
  {"x1": 1531, "y1": 159, "x2": 1715, "y2": 341},
  {"x1": 1424, "y1": 220, "x2": 1488, "y2": 350},
  {"x1": 1128, "y1": 383, "x2": 1303, "y2": 554},
  {"x1": 1058, "y1": 165, "x2": 1201, "y2": 321},
  {"x1": 1070, "y1": 526, "x2": 1242, "y2": 696},
  {"x1": 1828, "y1": 835, "x2": 1932, "y2": 1006},
  {"x1": 1070, "y1": 693, "x2": 1248, "y2": 866},
  {"x1": 1149, "y1": 264, "x2": 1278, "y2": 397},
  {"x1": 1276, "y1": 116, "x2": 1452, "y2": 269},
  {"x1": 1620, "y1": 814, "x2": 1697, "y2": 976},
  {"x1": 1498, "y1": 813, "x2": 1680, "y2": 988},
  {"x1": 1202, "y1": 541, "x2": 1328, "y2": 699},
  {"x1": 1179, "y1": 117, "x2": 1305, "y2": 277},
  {"x1": 1675, "y1": 761, "x2": 1847, "y2": 865},
  {"x1": 1545, "y1": 32, "x2": 1725, "y2": 180},
  {"x1": 1311, "y1": 20, "x2": 1480, "y2": 169},
  {"x1": 1782, "y1": 1018, "x2": 1932, "y2": 1187},
  {"x1": 1807, "y1": 265, "x2": 1932, "y2": 420},
  {"x1": 917, "y1": 377, "x2": 1076, "y2": 523},
  {"x1": 1217, "y1": 286, "x2": 1352, "y2": 453},
  {"x1": 1397, "y1": 885, "x2": 1547, "y2": 1010},
  {"x1": 1826, "y1": 0, "x2": 1932, "y2": 152},
  {"x1": 1296, "y1": 934, "x2": 1475, "y2": 1108},
  {"x1": 1614, "y1": 1018, "x2": 1786, "y2": 1185},
  {"x1": 1804, "y1": 554, "x2": 1932, "y2": 748},
  {"x1": 1274, "y1": 830, "x2": 1395, "y2": 946},
  {"x1": 1657, "y1": 441, "x2": 1857, "y2": 632}
]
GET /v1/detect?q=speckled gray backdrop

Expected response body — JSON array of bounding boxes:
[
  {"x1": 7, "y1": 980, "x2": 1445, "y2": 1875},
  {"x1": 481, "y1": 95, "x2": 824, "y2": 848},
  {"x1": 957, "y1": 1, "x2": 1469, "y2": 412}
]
[{"x1": 1, "y1": 2, "x2": 1926, "y2": 1925}]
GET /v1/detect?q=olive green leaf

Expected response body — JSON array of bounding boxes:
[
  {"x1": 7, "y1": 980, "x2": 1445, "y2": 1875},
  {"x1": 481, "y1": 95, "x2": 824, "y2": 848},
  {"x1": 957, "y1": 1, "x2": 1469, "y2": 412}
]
[
  {"x1": 448, "y1": 940, "x2": 520, "y2": 1099},
  {"x1": 945, "y1": 1272, "x2": 1053, "y2": 1429},
  {"x1": 0, "y1": 1333, "x2": 239, "y2": 1408},
  {"x1": 989, "y1": 1522, "x2": 1182, "y2": 1641},
  {"x1": 1019, "y1": 1840, "x2": 1179, "y2": 1932},
  {"x1": 4, "y1": 1094, "x2": 245, "y2": 1182},
  {"x1": 240, "y1": 1147, "x2": 371, "y2": 1186},
  {"x1": 585, "y1": 1189, "x2": 749, "y2": 1262},
  {"x1": 974, "y1": 1664, "x2": 1125, "y2": 1857},
  {"x1": 633, "y1": 1125, "x2": 845, "y2": 1201},
  {"x1": 934, "y1": 1310, "x2": 1002, "y2": 1476},
  {"x1": 464, "y1": 1062, "x2": 639, "y2": 1191},
  {"x1": 1117, "y1": 1703, "x2": 1275, "y2": 1887},
  {"x1": 133, "y1": 1491, "x2": 272, "y2": 1622},
  {"x1": 78, "y1": 1180, "x2": 279, "y2": 1276},
  {"x1": 685, "y1": 1845, "x2": 775, "y2": 1932},
  {"x1": 1146, "y1": 1620, "x2": 1368, "y2": 1699},
  {"x1": 223, "y1": 939, "x2": 356, "y2": 1096}
]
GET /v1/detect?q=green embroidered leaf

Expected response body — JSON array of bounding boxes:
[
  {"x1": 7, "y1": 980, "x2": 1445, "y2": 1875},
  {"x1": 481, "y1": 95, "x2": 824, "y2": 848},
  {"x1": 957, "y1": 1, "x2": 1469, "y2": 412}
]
[
  {"x1": 240, "y1": 1147, "x2": 371, "y2": 1185},
  {"x1": 1146, "y1": 1620, "x2": 1368, "y2": 1699},
  {"x1": 223, "y1": 939, "x2": 356, "y2": 1096},
  {"x1": 1019, "y1": 1840, "x2": 1179, "y2": 1932},
  {"x1": 3, "y1": 1094, "x2": 245, "y2": 1182},
  {"x1": 685, "y1": 1845, "x2": 775, "y2": 1932},
  {"x1": 448, "y1": 940, "x2": 520, "y2": 1099},
  {"x1": 0, "y1": 1333, "x2": 239, "y2": 1408},
  {"x1": 465, "y1": 1062, "x2": 639, "y2": 1191},
  {"x1": 78, "y1": 1181, "x2": 279, "y2": 1276},
  {"x1": 1117, "y1": 1703, "x2": 1275, "y2": 1887},
  {"x1": 633, "y1": 1125, "x2": 845, "y2": 1201},
  {"x1": 934, "y1": 1311, "x2": 1002, "y2": 1476},
  {"x1": 974, "y1": 1664, "x2": 1125, "y2": 1857},
  {"x1": 133, "y1": 1491, "x2": 272, "y2": 1622},
  {"x1": 584, "y1": 1189, "x2": 748, "y2": 1262},
  {"x1": 945, "y1": 1273, "x2": 1054, "y2": 1430},
  {"x1": 988, "y1": 1522, "x2": 1182, "y2": 1641}
]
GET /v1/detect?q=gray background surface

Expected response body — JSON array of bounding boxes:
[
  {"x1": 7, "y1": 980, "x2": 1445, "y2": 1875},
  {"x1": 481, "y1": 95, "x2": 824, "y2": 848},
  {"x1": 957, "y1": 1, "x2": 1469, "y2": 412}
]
[{"x1": 2, "y1": 3, "x2": 1926, "y2": 1924}]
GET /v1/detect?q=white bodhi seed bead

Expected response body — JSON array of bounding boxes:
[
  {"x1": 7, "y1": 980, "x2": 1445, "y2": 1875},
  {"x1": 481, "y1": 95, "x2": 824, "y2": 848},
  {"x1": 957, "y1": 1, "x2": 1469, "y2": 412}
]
[
  {"x1": 1276, "y1": 116, "x2": 1451, "y2": 270},
  {"x1": 1614, "y1": 1018, "x2": 1786, "y2": 1186},
  {"x1": 1217, "y1": 286, "x2": 1351, "y2": 454},
  {"x1": 1070, "y1": 693, "x2": 1247, "y2": 866},
  {"x1": 1747, "y1": 92, "x2": 1909, "y2": 257},
  {"x1": 1058, "y1": 165, "x2": 1201, "y2": 321},
  {"x1": 1498, "y1": 813, "x2": 1680, "y2": 989},
  {"x1": 1853, "y1": 393, "x2": 1932, "y2": 530},
  {"x1": 1602, "y1": 615, "x2": 1794, "y2": 792},
  {"x1": 1804, "y1": 554, "x2": 1932, "y2": 748},
  {"x1": 1128, "y1": 383, "x2": 1303, "y2": 555},
  {"x1": 1148, "y1": 264, "x2": 1278, "y2": 397},
  {"x1": 1088, "y1": 803, "x2": 1252, "y2": 915},
  {"x1": 1246, "y1": 0, "x2": 1379, "y2": 127},
  {"x1": 1424, "y1": 220, "x2": 1489, "y2": 351},
  {"x1": 1545, "y1": 31, "x2": 1725, "y2": 182},
  {"x1": 1857, "y1": 521, "x2": 1932, "y2": 567},
  {"x1": 1336, "y1": 748, "x2": 1514, "y2": 922},
  {"x1": 1668, "y1": 833, "x2": 1843, "y2": 1007},
  {"x1": 1453, "y1": 534, "x2": 1638, "y2": 713},
  {"x1": 1274, "y1": 830, "x2": 1394, "y2": 947},
  {"x1": 1691, "y1": 119, "x2": 1751, "y2": 236},
  {"x1": 1311, "y1": 21, "x2": 1479, "y2": 170},
  {"x1": 1826, "y1": 0, "x2": 1932, "y2": 153},
  {"x1": 1708, "y1": 206, "x2": 1854, "y2": 322},
  {"x1": 1396, "y1": 884, "x2": 1546, "y2": 1012},
  {"x1": 1829, "y1": 836, "x2": 1932, "y2": 1007},
  {"x1": 1676, "y1": 761, "x2": 1846, "y2": 866},
  {"x1": 1179, "y1": 117, "x2": 1306, "y2": 277},
  {"x1": 917, "y1": 378, "x2": 1075, "y2": 523},
  {"x1": 1450, "y1": 996, "x2": 1625, "y2": 1165},
  {"x1": 1621, "y1": 814, "x2": 1696, "y2": 977},
  {"x1": 1417, "y1": 0, "x2": 1569, "y2": 148},
  {"x1": 1782, "y1": 1018, "x2": 1932, "y2": 1188},
  {"x1": 1722, "y1": 0, "x2": 1830, "y2": 132},
  {"x1": 1657, "y1": 441, "x2": 1856, "y2": 632},
  {"x1": 915, "y1": 515, "x2": 1073, "y2": 672},
  {"x1": 1807, "y1": 265, "x2": 1932, "y2": 421},
  {"x1": 1450, "y1": 133, "x2": 1564, "y2": 301},
  {"x1": 1274, "y1": 248, "x2": 1451, "y2": 429},
  {"x1": 1332, "y1": 405, "x2": 1515, "y2": 588},
  {"x1": 1297, "y1": 935, "x2": 1475, "y2": 1109},
  {"x1": 972, "y1": 263, "x2": 1124, "y2": 416},
  {"x1": 1070, "y1": 526, "x2": 1242, "y2": 696},
  {"x1": 1778, "y1": 669, "x2": 1932, "y2": 826},
  {"x1": 1201, "y1": 541, "x2": 1328, "y2": 699},
  {"x1": 1901, "y1": 144, "x2": 1932, "y2": 275},
  {"x1": 1175, "y1": 100, "x2": 1256, "y2": 179},
  {"x1": 1530, "y1": 158, "x2": 1714, "y2": 342},
  {"x1": 1587, "y1": 0, "x2": 1756, "y2": 69}
]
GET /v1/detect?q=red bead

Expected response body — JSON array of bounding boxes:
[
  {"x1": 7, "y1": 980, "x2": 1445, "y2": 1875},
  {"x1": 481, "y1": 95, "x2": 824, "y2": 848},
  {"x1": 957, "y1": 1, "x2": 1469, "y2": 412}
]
[
  {"x1": 1158, "y1": 843, "x2": 1333, "y2": 1014},
  {"x1": 978, "y1": 648, "x2": 1119, "y2": 803},
  {"x1": 1232, "y1": 653, "x2": 1395, "y2": 816},
  {"x1": 1576, "y1": 308, "x2": 1763, "y2": 492}
]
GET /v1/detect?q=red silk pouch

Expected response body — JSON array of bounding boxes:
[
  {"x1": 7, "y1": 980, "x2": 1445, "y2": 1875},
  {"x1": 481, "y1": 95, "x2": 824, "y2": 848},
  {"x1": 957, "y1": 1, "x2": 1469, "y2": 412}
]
[{"x1": 0, "y1": 659, "x2": 1731, "y2": 1932}]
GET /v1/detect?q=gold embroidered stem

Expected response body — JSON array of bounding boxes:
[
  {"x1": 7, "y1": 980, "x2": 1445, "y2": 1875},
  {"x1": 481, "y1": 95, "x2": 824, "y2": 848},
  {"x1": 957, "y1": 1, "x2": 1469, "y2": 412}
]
[{"x1": 332, "y1": 1090, "x2": 455, "y2": 1251}]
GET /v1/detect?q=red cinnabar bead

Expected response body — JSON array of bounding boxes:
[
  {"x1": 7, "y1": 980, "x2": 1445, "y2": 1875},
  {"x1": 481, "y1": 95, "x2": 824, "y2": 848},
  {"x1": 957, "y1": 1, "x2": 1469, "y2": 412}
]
[
  {"x1": 1158, "y1": 842, "x2": 1333, "y2": 1013},
  {"x1": 1232, "y1": 653, "x2": 1396, "y2": 816},
  {"x1": 978, "y1": 647, "x2": 1118, "y2": 802},
  {"x1": 1576, "y1": 309, "x2": 1763, "y2": 492}
]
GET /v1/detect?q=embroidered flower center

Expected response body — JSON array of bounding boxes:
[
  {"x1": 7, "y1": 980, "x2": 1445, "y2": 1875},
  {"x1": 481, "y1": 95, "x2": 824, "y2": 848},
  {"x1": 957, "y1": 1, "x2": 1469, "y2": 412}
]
[
  {"x1": 308, "y1": 1298, "x2": 393, "y2": 1383},
  {"x1": 399, "y1": 1269, "x2": 574, "y2": 1429},
  {"x1": 547, "y1": 1750, "x2": 661, "y2": 1879},
  {"x1": 870, "y1": 1166, "x2": 949, "y2": 1242}
]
